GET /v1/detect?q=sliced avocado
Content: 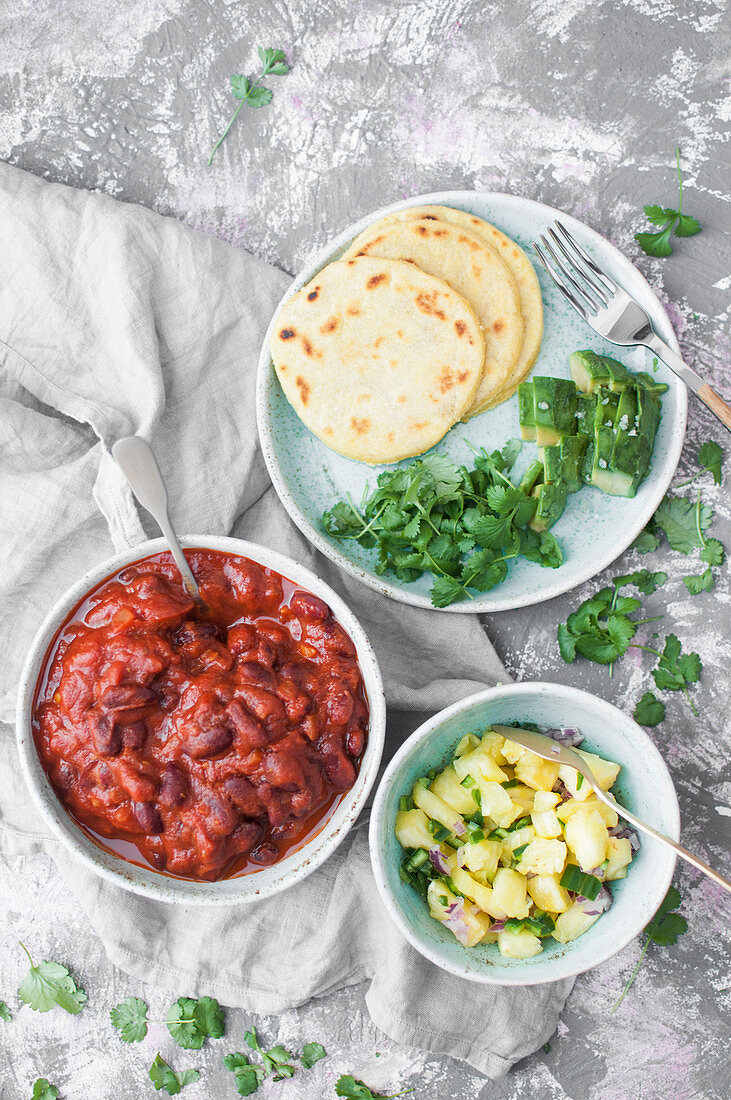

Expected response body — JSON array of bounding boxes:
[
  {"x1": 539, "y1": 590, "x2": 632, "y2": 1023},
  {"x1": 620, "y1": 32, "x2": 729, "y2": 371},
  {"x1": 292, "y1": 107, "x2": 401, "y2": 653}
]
[
  {"x1": 593, "y1": 389, "x2": 621, "y2": 432},
  {"x1": 589, "y1": 422, "x2": 616, "y2": 492},
  {"x1": 575, "y1": 393, "x2": 596, "y2": 436},
  {"x1": 580, "y1": 437, "x2": 596, "y2": 484},
  {"x1": 601, "y1": 386, "x2": 661, "y2": 496},
  {"x1": 569, "y1": 350, "x2": 610, "y2": 393},
  {"x1": 533, "y1": 376, "x2": 578, "y2": 447},
  {"x1": 518, "y1": 458, "x2": 544, "y2": 496},
  {"x1": 560, "y1": 434, "x2": 589, "y2": 493},
  {"x1": 529, "y1": 480, "x2": 568, "y2": 532},
  {"x1": 518, "y1": 382, "x2": 536, "y2": 441},
  {"x1": 634, "y1": 371, "x2": 669, "y2": 396},
  {"x1": 540, "y1": 444, "x2": 562, "y2": 485}
]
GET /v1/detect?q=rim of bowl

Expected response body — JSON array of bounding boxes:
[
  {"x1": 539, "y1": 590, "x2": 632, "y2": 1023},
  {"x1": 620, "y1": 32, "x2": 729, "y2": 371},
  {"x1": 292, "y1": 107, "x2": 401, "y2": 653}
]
[
  {"x1": 16, "y1": 535, "x2": 386, "y2": 906},
  {"x1": 369, "y1": 681, "x2": 680, "y2": 985},
  {"x1": 256, "y1": 188, "x2": 687, "y2": 613}
]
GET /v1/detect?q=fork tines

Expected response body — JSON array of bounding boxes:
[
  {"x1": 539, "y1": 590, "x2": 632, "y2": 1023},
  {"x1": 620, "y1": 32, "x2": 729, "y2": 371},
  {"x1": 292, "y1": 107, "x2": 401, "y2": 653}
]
[{"x1": 534, "y1": 220, "x2": 618, "y2": 320}]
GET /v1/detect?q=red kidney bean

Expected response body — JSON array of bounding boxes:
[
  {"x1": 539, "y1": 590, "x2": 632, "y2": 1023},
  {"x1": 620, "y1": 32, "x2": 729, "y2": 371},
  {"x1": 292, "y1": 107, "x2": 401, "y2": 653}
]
[
  {"x1": 249, "y1": 841, "x2": 279, "y2": 865},
  {"x1": 89, "y1": 711, "x2": 122, "y2": 757},
  {"x1": 235, "y1": 686, "x2": 287, "y2": 740},
  {"x1": 121, "y1": 721, "x2": 147, "y2": 750},
  {"x1": 325, "y1": 684, "x2": 354, "y2": 726},
  {"x1": 158, "y1": 763, "x2": 187, "y2": 807},
  {"x1": 227, "y1": 622, "x2": 258, "y2": 655},
  {"x1": 101, "y1": 685, "x2": 157, "y2": 711},
  {"x1": 290, "y1": 592, "x2": 330, "y2": 622},
  {"x1": 183, "y1": 720, "x2": 234, "y2": 760},
  {"x1": 346, "y1": 723, "x2": 366, "y2": 759},
  {"x1": 221, "y1": 775, "x2": 263, "y2": 817},
  {"x1": 133, "y1": 801, "x2": 163, "y2": 834},
  {"x1": 175, "y1": 621, "x2": 220, "y2": 646},
  {"x1": 236, "y1": 661, "x2": 277, "y2": 690}
]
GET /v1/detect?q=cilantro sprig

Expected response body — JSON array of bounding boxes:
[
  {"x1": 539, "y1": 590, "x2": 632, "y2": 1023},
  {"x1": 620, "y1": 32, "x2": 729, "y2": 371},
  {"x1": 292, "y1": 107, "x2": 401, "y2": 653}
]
[
  {"x1": 110, "y1": 993, "x2": 224, "y2": 1049},
  {"x1": 223, "y1": 1052, "x2": 265, "y2": 1096},
  {"x1": 207, "y1": 48, "x2": 290, "y2": 165},
  {"x1": 633, "y1": 691, "x2": 665, "y2": 727},
  {"x1": 635, "y1": 148, "x2": 701, "y2": 257},
  {"x1": 557, "y1": 570, "x2": 666, "y2": 666},
  {"x1": 149, "y1": 1053, "x2": 200, "y2": 1095},
  {"x1": 611, "y1": 886, "x2": 687, "y2": 1011},
  {"x1": 18, "y1": 943, "x2": 87, "y2": 1016},
  {"x1": 323, "y1": 444, "x2": 562, "y2": 607},
  {"x1": 32, "y1": 1081, "x2": 58, "y2": 1100},
  {"x1": 244, "y1": 1026, "x2": 295, "y2": 1080},
  {"x1": 335, "y1": 1076, "x2": 413, "y2": 1099}
]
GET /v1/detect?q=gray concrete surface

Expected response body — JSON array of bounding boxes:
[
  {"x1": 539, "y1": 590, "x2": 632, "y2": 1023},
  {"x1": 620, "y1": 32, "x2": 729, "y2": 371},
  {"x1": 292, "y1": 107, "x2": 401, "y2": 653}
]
[{"x1": 1, "y1": 1, "x2": 729, "y2": 1097}]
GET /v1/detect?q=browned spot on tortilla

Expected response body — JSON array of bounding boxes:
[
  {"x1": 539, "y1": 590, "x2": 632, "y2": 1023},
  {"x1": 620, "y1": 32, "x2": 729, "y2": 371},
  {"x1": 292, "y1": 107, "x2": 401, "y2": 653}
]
[
  {"x1": 351, "y1": 417, "x2": 369, "y2": 434},
  {"x1": 307, "y1": 288, "x2": 320, "y2": 301},
  {"x1": 435, "y1": 228, "x2": 447, "y2": 236},
  {"x1": 387, "y1": 431, "x2": 395, "y2": 442},
  {"x1": 410, "y1": 421, "x2": 427, "y2": 430},
  {"x1": 458, "y1": 370, "x2": 468, "y2": 383},
  {"x1": 397, "y1": 330, "x2": 403, "y2": 337},
  {"x1": 302, "y1": 337, "x2": 316, "y2": 357},
  {"x1": 278, "y1": 364, "x2": 288, "y2": 373},
  {"x1": 415, "y1": 224, "x2": 428, "y2": 235},
  {"x1": 320, "y1": 317, "x2": 339, "y2": 333},
  {"x1": 415, "y1": 291, "x2": 446, "y2": 320},
  {"x1": 324, "y1": 427, "x2": 333, "y2": 436},
  {"x1": 472, "y1": 263, "x2": 482, "y2": 278},
  {"x1": 455, "y1": 320, "x2": 467, "y2": 337},
  {"x1": 439, "y1": 368, "x2": 455, "y2": 393},
  {"x1": 346, "y1": 304, "x2": 361, "y2": 316},
  {"x1": 367, "y1": 273, "x2": 387, "y2": 288},
  {"x1": 493, "y1": 320, "x2": 504, "y2": 334},
  {"x1": 357, "y1": 392, "x2": 371, "y2": 401},
  {"x1": 354, "y1": 251, "x2": 366, "y2": 257},
  {"x1": 295, "y1": 376, "x2": 310, "y2": 404},
  {"x1": 397, "y1": 394, "x2": 408, "y2": 403},
  {"x1": 280, "y1": 328, "x2": 295, "y2": 340},
  {"x1": 374, "y1": 335, "x2": 384, "y2": 348},
  {"x1": 424, "y1": 215, "x2": 438, "y2": 220}
]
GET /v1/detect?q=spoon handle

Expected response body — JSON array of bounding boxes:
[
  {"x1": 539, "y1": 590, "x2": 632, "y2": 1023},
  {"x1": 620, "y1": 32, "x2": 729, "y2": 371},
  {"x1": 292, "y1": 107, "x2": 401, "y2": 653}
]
[
  {"x1": 112, "y1": 436, "x2": 203, "y2": 603},
  {"x1": 590, "y1": 783, "x2": 731, "y2": 894}
]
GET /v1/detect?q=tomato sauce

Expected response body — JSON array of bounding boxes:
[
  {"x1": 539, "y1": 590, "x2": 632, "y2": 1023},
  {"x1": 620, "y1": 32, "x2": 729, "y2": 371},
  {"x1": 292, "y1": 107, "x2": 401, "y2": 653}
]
[{"x1": 32, "y1": 550, "x2": 369, "y2": 881}]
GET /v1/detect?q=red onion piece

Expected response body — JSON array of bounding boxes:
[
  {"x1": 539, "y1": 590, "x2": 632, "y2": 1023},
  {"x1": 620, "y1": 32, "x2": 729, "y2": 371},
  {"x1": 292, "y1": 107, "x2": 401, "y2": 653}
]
[
  {"x1": 546, "y1": 726, "x2": 585, "y2": 747},
  {"x1": 489, "y1": 920, "x2": 506, "y2": 933},
  {"x1": 429, "y1": 847, "x2": 450, "y2": 875},
  {"x1": 452, "y1": 818, "x2": 467, "y2": 838},
  {"x1": 609, "y1": 824, "x2": 641, "y2": 851},
  {"x1": 442, "y1": 897, "x2": 473, "y2": 945}
]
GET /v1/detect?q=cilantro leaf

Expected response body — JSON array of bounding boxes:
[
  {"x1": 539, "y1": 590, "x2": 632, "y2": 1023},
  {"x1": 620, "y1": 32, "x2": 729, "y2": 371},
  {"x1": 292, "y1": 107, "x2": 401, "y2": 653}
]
[
  {"x1": 420, "y1": 453, "x2": 462, "y2": 496},
  {"x1": 635, "y1": 149, "x2": 701, "y2": 257},
  {"x1": 18, "y1": 945, "x2": 87, "y2": 1015},
  {"x1": 167, "y1": 997, "x2": 203, "y2": 1049},
  {"x1": 430, "y1": 574, "x2": 467, "y2": 608},
  {"x1": 224, "y1": 1052, "x2": 265, "y2": 1095},
  {"x1": 149, "y1": 1054, "x2": 200, "y2": 1095},
  {"x1": 193, "y1": 995, "x2": 224, "y2": 1039},
  {"x1": 697, "y1": 440, "x2": 723, "y2": 484},
  {"x1": 651, "y1": 634, "x2": 702, "y2": 713},
  {"x1": 208, "y1": 46, "x2": 289, "y2": 164},
  {"x1": 633, "y1": 526, "x2": 660, "y2": 554},
  {"x1": 32, "y1": 1081, "x2": 58, "y2": 1100},
  {"x1": 700, "y1": 538, "x2": 725, "y2": 566},
  {"x1": 110, "y1": 996, "x2": 148, "y2": 1043},
  {"x1": 0, "y1": 1000, "x2": 11, "y2": 1022},
  {"x1": 682, "y1": 569, "x2": 714, "y2": 595},
  {"x1": 636, "y1": 225, "x2": 674, "y2": 257},
  {"x1": 633, "y1": 691, "x2": 665, "y2": 726},
  {"x1": 654, "y1": 495, "x2": 712, "y2": 554},
  {"x1": 301, "y1": 1041, "x2": 327, "y2": 1068},
  {"x1": 244, "y1": 1027, "x2": 295, "y2": 1080},
  {"x1": 557, "y1": 622, "x2": 577, "y2": 663},
  {"x1": 335, "y1": 1076, "x2": 413, "y2": 1099}
]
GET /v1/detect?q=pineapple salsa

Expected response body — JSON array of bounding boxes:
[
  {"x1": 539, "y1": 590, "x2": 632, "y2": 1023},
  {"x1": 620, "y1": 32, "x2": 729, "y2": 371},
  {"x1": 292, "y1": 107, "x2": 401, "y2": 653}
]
[{"x1": 395, "y1": 725, "x2": 638, "y2": 959}]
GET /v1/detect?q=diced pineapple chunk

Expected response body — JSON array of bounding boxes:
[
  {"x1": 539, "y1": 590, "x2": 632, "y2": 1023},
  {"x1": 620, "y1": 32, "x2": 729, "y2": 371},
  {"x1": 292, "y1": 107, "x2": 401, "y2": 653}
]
[
  {"x1": 395, "y1": 808, "x2": 433, "y2": 850},
  {"x1": 413, "y1": 784, "x2": 467, "y2": 837},
  {"x1": 454, "y1": 733, "x2": 480, "y2": 757},
  {"x1": 564, "y1": 808, "x2": 609, "y2": 872},
  {"x1": 458, "y1": 837, "x2": 502, "y2": 876},
  {"x1": 501, "y1": 825, "x2": 535, "y2": 858},
  {"x1": 489, "y1": 868, "x2": 531, "y2": 918},
  {"x1": 531, "y1": 807, "x2": 562, "y2": 838},
  {"x1": 557, "y1": 796, "x2": 618, "y2": 828},
  {"x1": 533, "y1": 790, "x2": 560, "y2": 811},
  {"x1": 605, "y1": 836, "x2": 632, "y2": 880},
  {"x1": 426, "y1": 881, "x2": 492, "y2": 946},
  {"x1": 500, "y1": 739, "x2": 526, "y2": 765},
  {"x1": 450, "y1": 866, "x2": 495, "y2": 913},
  {"x1": 453, "y1": 747, "x2": 508, "y2": 785},
  {"x1": 517, "y1": 837, "x2": 567, "y2": 876},
  {"x1": 480, "y1": 781, "x2": 521, "y2": 828},
  {"x1": 575, "y1": 748, "x2": 621, "y2": 790},
  {"x1": 479, "y1": 730, "x2": 507, "y2": 762},
  {"x1": 557, "y1": 765, "x2": 593, "y2": 802},
  {"x1": 552, "y1": 901, "x2": 601, "y2": 943},
  {"x1": 527, "y1": 873, "x2": 571, "y2": 914},
  {"x1": 497, "y1": 928, "x2": 543, "y2": 959},
  {"x1": 515, "y1": 752, "x2": 561, "y2": 792},
  {"x1": 508, "y1": 784, "x2": 535, "y2": 816},
  {"x1": 430, "y1": 766, "x2": 478, "y2": 815}
]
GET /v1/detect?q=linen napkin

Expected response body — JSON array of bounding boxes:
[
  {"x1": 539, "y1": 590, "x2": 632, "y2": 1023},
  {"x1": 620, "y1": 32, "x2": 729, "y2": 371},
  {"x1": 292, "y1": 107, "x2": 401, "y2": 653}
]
[{"x1": 0, "y1": 162, "x2": 573, "y2": 1079}]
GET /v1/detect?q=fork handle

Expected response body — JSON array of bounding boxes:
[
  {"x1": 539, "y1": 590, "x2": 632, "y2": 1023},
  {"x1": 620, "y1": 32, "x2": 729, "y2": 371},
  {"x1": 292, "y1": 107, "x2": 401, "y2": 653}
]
[
  {"x1": 589, "y1": 784, "x2": 731, "y2": 894},
  {"x1": 644, "y1": 333, "x2": 731, "y2": 432}
]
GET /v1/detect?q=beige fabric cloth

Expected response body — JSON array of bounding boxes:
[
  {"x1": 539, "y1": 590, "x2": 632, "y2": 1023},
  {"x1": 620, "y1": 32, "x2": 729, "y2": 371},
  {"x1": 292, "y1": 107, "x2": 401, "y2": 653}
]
[{"x1": 0, "y1": 162, "x2": 572, "y2": 1079}]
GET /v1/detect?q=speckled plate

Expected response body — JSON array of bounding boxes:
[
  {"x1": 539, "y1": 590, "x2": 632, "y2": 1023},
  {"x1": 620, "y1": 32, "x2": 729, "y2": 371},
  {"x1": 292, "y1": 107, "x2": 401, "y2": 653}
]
[{"x1": 257, "y1": 191, "x2": 687, "y2": 612}]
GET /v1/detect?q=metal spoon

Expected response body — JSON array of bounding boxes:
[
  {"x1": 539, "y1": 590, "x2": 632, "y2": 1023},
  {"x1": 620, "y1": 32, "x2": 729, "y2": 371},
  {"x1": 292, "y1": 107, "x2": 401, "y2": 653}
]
[
  {"x1": 491, "y1": 724, "x2": 731, "y2": 894},
  {"x1": 112, "y1": 436, "x2": 205, "y2": 607}
]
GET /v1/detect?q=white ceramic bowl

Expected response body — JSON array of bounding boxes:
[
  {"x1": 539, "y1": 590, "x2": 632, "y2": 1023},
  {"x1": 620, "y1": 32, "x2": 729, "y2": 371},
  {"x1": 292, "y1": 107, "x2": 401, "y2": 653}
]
[
  {"x1": 369, "y1": 682, "x2": 679, "y2": 985},
  {"x1": 17, "y1": 536, "x2": 386, "y2": 906}
]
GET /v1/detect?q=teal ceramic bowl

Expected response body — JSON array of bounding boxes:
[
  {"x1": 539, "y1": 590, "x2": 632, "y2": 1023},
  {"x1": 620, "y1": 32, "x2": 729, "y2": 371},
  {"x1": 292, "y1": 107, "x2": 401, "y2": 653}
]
[{"x1": 369, "y1": 682, "x2": 679, "y2": 985}]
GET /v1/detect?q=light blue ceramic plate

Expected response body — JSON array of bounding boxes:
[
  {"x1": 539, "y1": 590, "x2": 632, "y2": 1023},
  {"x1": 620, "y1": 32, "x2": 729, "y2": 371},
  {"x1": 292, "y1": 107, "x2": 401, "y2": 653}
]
[
  {"x1": 257, "y1": 192, "x2": 687, "y2": 612},
  {"x1": 369, "y1": 683, "x2": 679, "y2": 985}
]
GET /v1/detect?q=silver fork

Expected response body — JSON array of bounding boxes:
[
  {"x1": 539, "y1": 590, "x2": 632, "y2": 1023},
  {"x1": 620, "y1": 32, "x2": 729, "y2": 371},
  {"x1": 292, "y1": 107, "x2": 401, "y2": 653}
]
[{"x1": 534, "y1": 221, "x2": 731, "y2": 433}]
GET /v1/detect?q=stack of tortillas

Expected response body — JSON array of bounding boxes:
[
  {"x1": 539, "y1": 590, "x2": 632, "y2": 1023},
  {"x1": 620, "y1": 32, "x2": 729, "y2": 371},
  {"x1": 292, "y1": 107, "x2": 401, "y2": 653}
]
[{"x1": 269, "y1": 204, "x2": 543, "y2": 464}]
